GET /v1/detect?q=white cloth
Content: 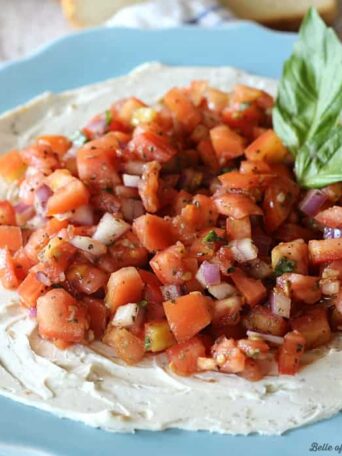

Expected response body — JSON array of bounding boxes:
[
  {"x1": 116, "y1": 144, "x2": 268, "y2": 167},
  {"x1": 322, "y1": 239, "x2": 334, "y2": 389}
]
[{"x1": 106, "y1": 0, "x2": 235, "y2": 28}]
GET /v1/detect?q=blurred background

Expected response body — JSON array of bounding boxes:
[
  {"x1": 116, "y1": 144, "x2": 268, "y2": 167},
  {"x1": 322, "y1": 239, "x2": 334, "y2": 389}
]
[{"x1": 0, "y1": 0, "x2": 341, "y2": 62}]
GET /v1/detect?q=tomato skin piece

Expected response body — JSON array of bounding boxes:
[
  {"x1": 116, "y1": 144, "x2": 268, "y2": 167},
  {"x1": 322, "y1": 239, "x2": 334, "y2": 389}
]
[
  {"x1": 17, "y1": 272, "x2": 50, "y2": 308},
  {"x1": 36, "y1": 135, "x2": 71, "y2": 156},
  {"x1": 243, "y1": 305, "x2": 289, "y2": 336},
  {"x1": 127, "y1": 129, "x2": 177, "y2": 163},
  {"x1": 37, "y1": 289, "x2": 89, "y2": 343},
  {"x1": 290, "y1": 307, "x2": 331, "y2": 349},
  {"x1": 103, "y1": 327, "x2": 145, "y2": 365},
  {"x1": 150, "y1": 242, "x2": 197, "y2": 285},
  {"x1": 218, "y1": 171, "x2": 274, "y2": 191},
  {"x1": 263, "y1": 177, "x2": 299, "y2": 233},
  {"x1": 230, "y1": 269, "x2": 266, "y2": 307},
  {"x1": 213, "y1": 192, "x2": 263, "y2": 219},
  {"x1": 105, "y1": 266, "x2": 144, "y2": 314},
  {"x1": 0, "y1": 226, "x2": 23, "y2": 251},
  {"x1": 278, "y1": 330, "x2": 305, "y2": 375},
  {"x1": 210, "y1": 125, "x2": 245, "y2": 164},
  {"x1": 308, "y1": 239, "x2": 342, "y2": 264},
  {"x1": 163, "y1": 87, "x2": 202, "y2": 132},
  {"x1": 0, "y1": 201, "x2": 16, "y2": 226},
  {"x1": 315, "y1": 206, "x2": 342, "y2": 228},
  {"x1": 108, "y1": 230, "x2": 148, "y2": 271},
  {"x1": 133, "y1": 214, "x2": 175, "y2": 252},
  {"x1": 167, "y1": 336, "x2": 206, "y2": 376},
  {"x1": 84, "y1": 297, "x2": 108, "y2": 339},
  {"x1": 245, "y1": 130, "x2": 288, "y2": 163},
  {"x1": 163, "y1": 292, "x2": 212, "y2": 343}
]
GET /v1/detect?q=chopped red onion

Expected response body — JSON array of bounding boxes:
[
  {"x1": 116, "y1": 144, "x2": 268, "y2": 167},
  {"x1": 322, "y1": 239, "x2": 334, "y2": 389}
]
[
  {"x1": 35, "y1": 271, "x2": 51, "y2": 286},
  {"x1": 270, "y1": 289, "x2": 291, "y2": 318},
  {"x1": 208, "y1": 282, "x2": 236, "y2": 300},
  {"x1": 196, "y1": 261, "x2": 221, "y2": 288},
  {"x1": 324, "y1": 227, "x2": 342, "y2": 239},
  {"x1": 229, "y1": 238, "x2": 258, "y2": 263},
  {"x1": 70, "y1": 205, "x2": 94, "y2": 226},
  {"x1": 299, "y1": 189, "x2": 328, "y2": 217},
  {"x1": 121, "y1": 199, "x2": 144, "y2": 222},
  {"x1": 161, "y1": 284, "x2": 183, "y2": 301},
  {"x1": 247, "y1": 330, "x2": 284, "y2": 345},
  {"x1": 14, "y1": 203, "x2": 35, "y2": 225},
  {"x1": 35, "y1": 184, "x2": 53, "y2": 214},
  {"x1": 28, "y1": 307, "x2": 37, "y2": 319},
  {"x1": 85, "y1": 114, "x2": 107, "y2": 137},
  {"x1": 122, "y1": 174, "x2": 141, "y2": 188}
]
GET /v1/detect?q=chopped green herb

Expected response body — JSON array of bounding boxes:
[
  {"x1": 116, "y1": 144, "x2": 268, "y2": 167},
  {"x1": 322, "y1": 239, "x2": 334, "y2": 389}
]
[
  {"x1": 105, "y1": 110, "x2": 112, "y2": 127},
  {"x1": 138, "y1": 299, "x2": 148, "y2": 308},
  {"x1": 144, "y1": 336, "x2": 151, "y2": 351},
  {"x1": 203, "y1": 230, "x2": 225, "y2": 244},
  {"x1": 220, "y1": 166, "x2": 236, "y2": 174},
  {"x1": 227, "y1": 266, "x2": 235, "y2": 273},
  {"x1": 274, "y1": 257, "x2": 296, "y2": 277},
  {"x1": 70, "y1": 130, "x2": 89, "y2": 146}
]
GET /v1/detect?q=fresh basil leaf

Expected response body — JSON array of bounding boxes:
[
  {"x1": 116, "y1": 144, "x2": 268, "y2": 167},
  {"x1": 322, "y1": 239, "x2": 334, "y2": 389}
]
[
  {"x1": 274, "y1": 8, "x2": 342, "y2": 155},
  {"x1": 295, "y1": 125, "x2": 342, "y2": 188}
]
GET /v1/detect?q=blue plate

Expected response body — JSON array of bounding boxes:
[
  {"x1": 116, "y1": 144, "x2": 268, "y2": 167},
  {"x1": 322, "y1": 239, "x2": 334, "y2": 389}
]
[{"x1": 0, "y1": 23, "x2": 341, "y2": 456}]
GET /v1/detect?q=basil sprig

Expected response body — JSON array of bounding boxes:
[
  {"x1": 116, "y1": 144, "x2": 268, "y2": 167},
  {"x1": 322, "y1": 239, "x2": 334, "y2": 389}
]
[{"x1": 273, "y1": 8, "x2": 342, "y2": 188}]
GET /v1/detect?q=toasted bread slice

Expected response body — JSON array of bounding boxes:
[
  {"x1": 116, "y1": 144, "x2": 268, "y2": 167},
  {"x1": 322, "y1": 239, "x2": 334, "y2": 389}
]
[{"x1": 223, "y1": 0, "x2": 338, "y2": 30}]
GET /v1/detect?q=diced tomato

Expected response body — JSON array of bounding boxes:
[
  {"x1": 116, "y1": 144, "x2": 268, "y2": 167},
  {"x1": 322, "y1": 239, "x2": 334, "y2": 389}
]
[
  {"x1": 230, "y1": 85, "x2": 273, "y2": 107},
  {"x1": 20, "y1": 143, "x2": 60, "y2": 170},
  {"x1": 167, "y1": 336, "x2": 206, "y2": 376},
  {"x1": 218, "y1": 171, "x2": 274, "y2": 191},
  {"x1": 245, "y1": 130, "x2": 288, "y2": 163},
  {"x1": 240, "y1": 160, "x2": 272, "y2": 174},
  {"x1": 150, "y1": 242, "x2": 197, "y2": 285},
  {"x1": 103, "y1": 327, "x2": 145, "y2": 365},
  {"x1": 0, "y1": 150, "x2": 26, "y2": 182},
  {"x1": 179, "y1": 194, "x2": 218, "y2": 233},
  {"x1": 133, "y1": 214, "x2": 175, "y2": 252},
  {"x1": 0, "y1": 201, "x2": 16, "y2": 225},
  {"x1": 210, "y1": 125, "x2": 245, "y2": 164},
  {"x1": 309, "y1": 239, "x2": 342, "y2": 264},
  {"x1": 105, "y1": 266, "x2": 144, "y2": 314},
  {"x1": 226, "y1": 216, "x2": 251, "y2": 240},
  {"x1": 37, "y1": 289, "x2": 89, "y2": 343},
  {"x1": 24, "y1": 228, "x2": 50, "y2": 263},
  {"x1": 90, "y1": 191, "x2": 121, "y2": 214},
  {"x1": 138, "y1": 161, "x2": 160, "y2": 213},
  {"x1": 163, "y1": 87, "x2": 201, "y2": 132},
  {"x1": 85, "y1": 297, "x2": 107, "y2": 339},
  {"x1": 212, "y1": 296, "x2": 243, "y2": 327},
  {"x1": 127, "y1": 129, "x2": 177, "y2": 163},
  {"x1": 17, "y1": 272, "x2": 49, "y2": 308},
  {"x1": 291, "y1": 307, "x2": 331, "y2": 349},
  {"x1": 108, "y1": 230, "x2": 148, "y2": 270},
  {"x1": 163, "y1": 292, "x2": 212, "y2": 342},
  {"x1": 243, "y1": 305, "x2": 289, "y2": 336},
  {"x1": 190, "y1": 227, "x2": 225, "y2": 263},
  {"x1": 66, "y1": 264, "x2": 108, "y2": 295},
  {"x1": 0, "y1": 248, "x2": 19, "y2": 289},
  {"x1": 263, "y1": 177, "x2": 299, "y2": 232},
  {"x1": 77, "y1": 137, "x2": 119, "y2": 190},
  {"x1": 237, "y1": 338, "x2": 270, "y2": 358},
  {"x1": 230, "y1": 269, "x2": 266, "y2": 307},
  {"x1": 239, "y1": 357, "x2": 264, "y2": 381},
  {"x1": 315, "y1": 206, "x2": 342, "y2": 228},
  {"x1": 12, "y1": 248, "x2": 33, "y2": 281},
  {"x1": 211, "y1": 337, "x2": 246, "y2": 373},
  {"x1": 213, "y1": 192, "x2": 263, "y2": 219},
  {"x1": 144, "y1": 320, "x2": 175, "y2": 352},
  {"x1": 46, "y1": 178, "x2": 89, "y2": 216},
  {"x1": 197, "y1": 139, "x2": 219, "y2": 172},
  {"x1": 274, "y1": 223, "x2": 316, "y2": 242},
  {"x1": 278, "y1": 331, "x2": 305, "y2": 375},
  {"x1": 37, "y1": 237, "x2": 76, "y2": 283},
  {"x1": 271, "y1": 239, "x2": 309, "y2": 275},
  {"x1": 222, "y1": 102, "x2": 264, "y2": 137},
  {"x1": 0, "y1": 226, "x2": 23, "y2": 251},
  {"x1": 138, "y1": 270, "x2": 165, "y2": 320},
  {"x1": 277, "y1": 273, "x2": 321, "y2": 305},
  {"x1": 36, "y1": 135, "x2": 71, "y2": 156}
]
